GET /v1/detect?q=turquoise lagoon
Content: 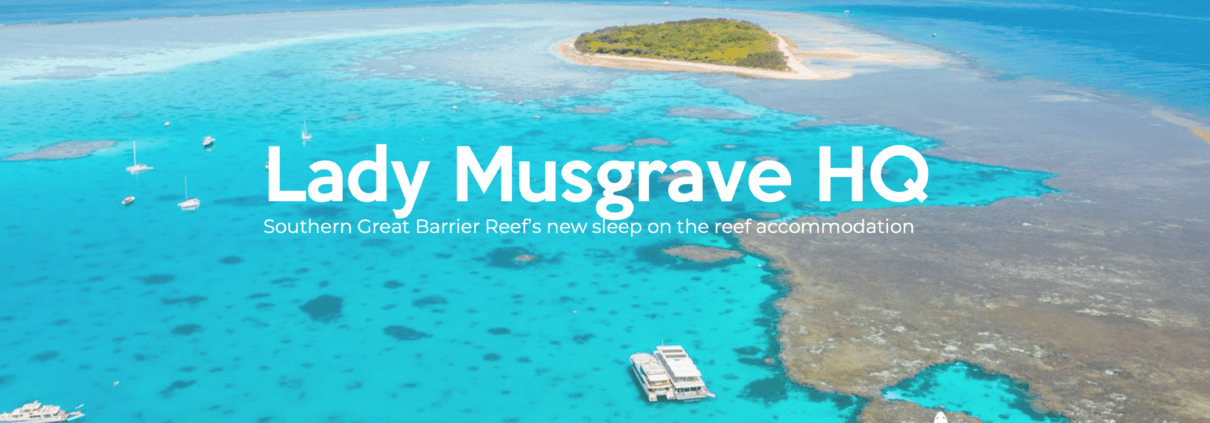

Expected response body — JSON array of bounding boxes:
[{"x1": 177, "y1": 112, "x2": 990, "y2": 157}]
[
  {"x1": 884, "y1": 362, "x2": 1067, "y2": 423},
  {"x1": 1, "y1": 32, "x2": 1056, "y2": 422}
]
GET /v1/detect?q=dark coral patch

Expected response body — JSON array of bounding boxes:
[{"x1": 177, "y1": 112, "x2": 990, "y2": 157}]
[
  {"x1": 734, "y1": 346, "x2": 762, "y2": 356},
  {"x1": 487, "y1": 327, "x2": 511, "y2": 335},
  {"x1": 383, "y1": 326, "x2": 431, "y2": 341},
  {"x1": 362, "y1": 238, "x2": 391, "y2": 248},
  {"x1": 483, "y1": 353, "x2": 501, "y2": 362},
  {"x1": 30, "y1": 351, "x2": 59, "y2": 362},
  {"x1": 299, "y1": 295, "x2": 343, "y2": 323},
  {"x1": 412, "y1": 296, "x2": 447, "y2": 307},
  {"x1": 138, "y1": 274, "x2": 176, "y2": 284},
  {"x1": 383, "y1": 280, "x2": 403, "y2": 289},
  {"x1": 739, "y1": 377, "x2": 787, "y2": 404},
  {"x1": 303, "y1": 205, "x2": 345, "y2": 219},
  {"x1": 172, "y1": 324, "x2": 202, "y2": 335},
  {"x1": 162, "y1": 295, "x2": 207, "y2": 305},
  {"x1": 160, "y1": 380, "x2": 196, "y2": 397},
  {"x1": 219, "y1": 256, "x2": 244, "y2": 265}
]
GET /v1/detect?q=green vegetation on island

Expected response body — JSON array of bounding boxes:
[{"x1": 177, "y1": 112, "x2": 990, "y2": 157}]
[{"x1": 574, "y1": 18, "x2": 789, "y2": 71}]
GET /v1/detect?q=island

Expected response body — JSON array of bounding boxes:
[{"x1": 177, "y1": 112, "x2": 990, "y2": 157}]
[
  {"x1": 560, "y1": 18, "x2": 828, "y2": 80},
  {"x1": 574, "y1": 18, "x2": 788, "y2": 70}
]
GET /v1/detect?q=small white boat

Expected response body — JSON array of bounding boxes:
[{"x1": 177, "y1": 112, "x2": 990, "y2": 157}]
[
  {"x1": 0, "y1": 401, "x2": 85, "y2": 422},
  {"x1": 163, "y1": 121, "x2": 170, "y2": 127},
  {"x1": 301, "y1": 120, "x2": 312, "y2": 144},
  {"x1": 202, "y1": 136, "x2": 215, "y2": 148},
  {"x1": 178, "y1": 176, "x2": 200, "y2": 211},
  {"x1": 125, "y1": 141, "x2": 153, "y2": 174},
  {"x1": 935, "y1": 411, "x2": 947, "y2": 423},
  {"x1": 533, "y1": 115, "x2": 541, "y2": 120},
  {"x1": 122, "y1": 196, "x2": 135, "y2": 206},
  {"x1": 630, "y1": 345, "x2": 715, "y2": 402},
  {"x1": 451, "y1": 105, "x2": 459, "y2": 111}
]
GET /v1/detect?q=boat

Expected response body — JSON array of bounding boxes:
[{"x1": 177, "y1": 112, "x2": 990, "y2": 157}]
[
  {"x1": 301, "y1": 120, "x2": 312, "y2": 144},
  {"x1": 202, "y1": 136, "x2": 215, "y2": 148},
  {"x1": 125, "y1": 141, "x2": 153, "y2": 174},
  {"x1": 935, "y1": 411, "x2": 948, "y2": 423},
  {"x1": 163, "y1": 121, "x2": 170, "y2": 127},
  {"x1": 122, "y1": 196, "x2": 135, "y2": 206},
  {"x1": 630, "y1": 345, "x2": 715, "y2": 402},
  {"x1": 630, "y1": 353, "x2": 672, "y2": 401},
  {"x1": 178, "y1": 176, "x2": 200, "y2": 211},
  {"x1": 0, "y1": 401, "x2": 84, "y2": 422}
]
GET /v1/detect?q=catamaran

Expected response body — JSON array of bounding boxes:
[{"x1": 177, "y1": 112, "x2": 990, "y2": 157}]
[
  {"x1": 178, "y1": 176, "x2": 200, "y2": 211},
  {"x1": 630, "y1": 345, "x2": 715, "y2": 402},
  {"x1": 935, "y1": 412, "x2": 948, "y2": 423},
  {"x1": 202, "y1": 136, "x2": 215, "y2": 148},
  {"x1": 301, "y1": 120, "x2": 312, "y2": 144},
  {"x1": 0, "y1": 401, "x2": 84, "y2": 422},
  {"x1": 125, "y1": 141, "x2": 153, "y2": 174}
]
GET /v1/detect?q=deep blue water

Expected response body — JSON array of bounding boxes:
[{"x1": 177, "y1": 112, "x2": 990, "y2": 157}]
[
  {"x1": 1, "y1": 0, "x2": 1207, "y2": 118},
  {"x1": 0, "y1": 27, "x2": 1061, "y2": 421}
]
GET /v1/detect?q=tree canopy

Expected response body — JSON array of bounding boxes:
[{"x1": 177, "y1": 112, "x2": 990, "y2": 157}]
[{"x1": 574, "y1": 18, "x2": 789, "y2": 71}]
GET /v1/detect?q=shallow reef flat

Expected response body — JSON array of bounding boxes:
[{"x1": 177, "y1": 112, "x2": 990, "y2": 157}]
[
  {"x1": 718, "y1": 63, "x2": 1210, "y2": 421},
  {"x1": 3, "y1": 140, "x2": 116, "y2": 161}
]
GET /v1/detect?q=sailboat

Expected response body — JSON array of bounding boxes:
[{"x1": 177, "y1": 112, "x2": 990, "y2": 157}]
[
  {"x1": 301, "y1": 120, "x2": 312, "y2": 144},
  {"x1": 125, "y1": 141, "x2": 154, "y2": 174},
  {"x1": 178, "y1": 176, "x2": 200, "y2": 211}
]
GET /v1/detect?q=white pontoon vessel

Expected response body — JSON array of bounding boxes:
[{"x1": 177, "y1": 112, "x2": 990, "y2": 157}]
[
  {"x1": 630, "y1": 345, "x2": 715, "y2": 402},
  {"x1": 0, "y1": 401, "x2": 84, "y2": 422}
]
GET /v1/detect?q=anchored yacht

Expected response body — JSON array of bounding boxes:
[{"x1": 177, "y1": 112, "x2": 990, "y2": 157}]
[
  {"x1": 178, "y1": 176, "x2": 200, "y2": 211},
  {"x1": 630, "y1": 345, "x2": 715, "y2": 402},
  {"x1": 301, "y1": 120, "x2": 312, "y2": 144},
  {"x1": 125, "y1": 141, "x2": 153, "y2": 174},
  {"x1": 0, "y1": 401, "x2": 84, "y2": 422},
  {"x1": 202, "y1": 136, "x2": 215, "y2": 148}
]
